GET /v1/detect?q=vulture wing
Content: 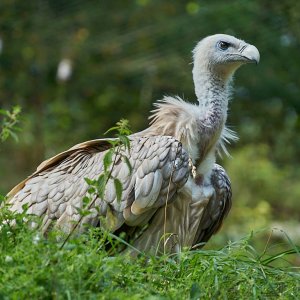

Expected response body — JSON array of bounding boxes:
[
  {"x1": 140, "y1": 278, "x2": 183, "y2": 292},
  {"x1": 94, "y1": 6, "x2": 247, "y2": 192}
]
[
  {"x1": 193, "y1": 164, "x2": 232, "y2": 246},
  {"x1": 7, "y1": 136, "x2": 189, "y2": 234},
  {"x1": 128, "y1": 164, "x2": 232, "y2": 254}
]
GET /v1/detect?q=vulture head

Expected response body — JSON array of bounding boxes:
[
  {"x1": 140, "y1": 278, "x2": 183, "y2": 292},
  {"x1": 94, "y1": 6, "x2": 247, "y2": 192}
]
[{"x1": 193, "y1": 34, "x2": 260, "y2": 81}]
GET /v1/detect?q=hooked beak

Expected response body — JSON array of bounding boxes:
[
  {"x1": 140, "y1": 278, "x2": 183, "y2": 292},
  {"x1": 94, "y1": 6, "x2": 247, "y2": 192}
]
[{"x1": 239, "y1": 44, "x2": 260, "y2": 64}]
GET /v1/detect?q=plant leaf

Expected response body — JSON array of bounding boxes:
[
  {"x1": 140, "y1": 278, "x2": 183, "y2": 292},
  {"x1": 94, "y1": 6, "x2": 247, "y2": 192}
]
[
  {"x1": 190, "y1": 282, "x2": 201, "y2": 300},
  {"x1": 96, "y1": 174, "x2": 107, "y2": 199},
  {"x1": 114, "y1": 178, "x2": 123, "y2": 203},
  {"x1": 82, "y1": 196, "x2": 91, "y2": 208},
  {"x1": 119, "y1": 135, "x2": 130, "y2": 150},
  {"x1": 104, "y1": 126, "x2": 120, "y2": 135},
  {"x1": 103, "y1": 149, "x2": 113, "y2": 172},
  {"x1": 84, "y1": 178, "x2": 95, "y2": 185}
]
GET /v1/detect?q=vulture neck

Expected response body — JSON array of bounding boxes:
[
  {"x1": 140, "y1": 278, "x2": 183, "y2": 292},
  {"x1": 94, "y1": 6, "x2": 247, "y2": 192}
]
[{"x1": 193, "y1": 65, "x2": 232, "y2": 127}]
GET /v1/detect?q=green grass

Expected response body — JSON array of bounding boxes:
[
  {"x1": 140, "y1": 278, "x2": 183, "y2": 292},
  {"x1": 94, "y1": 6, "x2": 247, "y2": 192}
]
[{"x1": 0, "y1": 219, "x2": 300, "y2": 299}]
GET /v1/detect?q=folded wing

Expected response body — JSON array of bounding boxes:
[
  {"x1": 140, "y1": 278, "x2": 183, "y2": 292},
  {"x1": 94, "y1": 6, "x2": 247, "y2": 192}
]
[
  {"x1": 7, "y1": 136, "x2": 190, "y2": 234},
  {"x1": 193, "y1": 164, "x2": 232, "y2": 246}
]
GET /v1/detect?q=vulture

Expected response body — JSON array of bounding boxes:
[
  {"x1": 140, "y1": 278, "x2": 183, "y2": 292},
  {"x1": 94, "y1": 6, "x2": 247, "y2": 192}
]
[{"x1": 6, "y1": 34, "x2": 260, "y2": 254}]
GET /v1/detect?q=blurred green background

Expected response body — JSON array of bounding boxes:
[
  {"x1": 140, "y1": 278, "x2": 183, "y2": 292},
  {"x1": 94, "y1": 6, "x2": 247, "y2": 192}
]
[{"x1": 0, "y1": 0, "x2": 300, "y2": 248}]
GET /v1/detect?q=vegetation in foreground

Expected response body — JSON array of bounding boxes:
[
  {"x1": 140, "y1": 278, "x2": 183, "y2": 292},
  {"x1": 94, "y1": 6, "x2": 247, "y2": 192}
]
[
  {"x1": 1, "y1": 113, "x2": 300, "y2": 299},
  {"x1": 0, "y1": 203, "x2": 299, "y2": 300}
]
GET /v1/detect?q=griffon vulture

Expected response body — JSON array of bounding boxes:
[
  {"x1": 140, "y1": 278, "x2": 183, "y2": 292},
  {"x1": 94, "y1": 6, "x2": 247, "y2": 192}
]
[{"x1": 7, "y1": 34, "x2": 260, "y2": 254}]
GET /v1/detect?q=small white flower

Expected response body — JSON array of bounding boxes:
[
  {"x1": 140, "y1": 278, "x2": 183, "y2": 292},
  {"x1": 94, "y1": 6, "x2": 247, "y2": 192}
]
[
  {"x1": 5, "y1": 255, "x2": 13, "y2": 263},
  {"x1": 32, "y1": 234, "x2": 41, "y2": 245},
  {"x1": 57, "y1": 58, "x2": 73, "y2": 81}
]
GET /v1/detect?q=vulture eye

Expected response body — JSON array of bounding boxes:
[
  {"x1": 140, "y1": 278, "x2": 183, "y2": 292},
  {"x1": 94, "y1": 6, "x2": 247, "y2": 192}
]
[{"x1": 218, "y1": 41, "x2": 230, "y2": 51}]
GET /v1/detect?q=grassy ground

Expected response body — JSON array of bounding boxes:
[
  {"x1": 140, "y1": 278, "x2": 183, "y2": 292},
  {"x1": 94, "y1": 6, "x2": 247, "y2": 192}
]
[{"x1": 0, "y1": 205, "x2": 300, "y2": 300}]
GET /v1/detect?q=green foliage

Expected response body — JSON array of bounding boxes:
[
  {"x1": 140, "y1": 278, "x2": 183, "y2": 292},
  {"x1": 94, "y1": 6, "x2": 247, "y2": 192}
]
[
  {"x1": 220, "y1": 144, "x2": 300, "y2": 244},
  {"x1": 0, "y1": 208, "x2": 299, "y2": 299},
  {"x1": 2, "y1": 121, "x2": 299, "y2": 298},
  {"x1": 114, "y1": 178, "x2": 123, "y2": 203},
  {"x1": 103, "y1": 149, "x2": 113, "y2": 173},
  {"x1": 0, "y1": 0, "x2": 300, "y2": 277},
  {"x1": 0, "y1": 105, "x2": 21, "y2": 142},
  {"x1": 105, "y1": 119, "x2": 132, "y2": 138},
  {"x1": 85, "y1": 118, "x2": 132, "y2": 204}
]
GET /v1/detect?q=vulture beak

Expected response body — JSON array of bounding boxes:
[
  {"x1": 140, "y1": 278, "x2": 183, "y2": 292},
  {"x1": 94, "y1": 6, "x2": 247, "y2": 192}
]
[{"x1": 240, "y1": 44, "x2": 260, "y2": 64}]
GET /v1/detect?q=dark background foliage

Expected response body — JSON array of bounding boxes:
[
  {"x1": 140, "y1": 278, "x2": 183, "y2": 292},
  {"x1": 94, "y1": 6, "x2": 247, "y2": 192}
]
[{"x1": 1, "y1": 0, "x2": 300, "y2": 246}]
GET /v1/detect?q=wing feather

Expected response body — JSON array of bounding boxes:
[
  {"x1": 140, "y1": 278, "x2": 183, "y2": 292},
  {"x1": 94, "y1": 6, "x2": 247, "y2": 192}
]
[
  {"x1": 193, "y1": 164, "x2": 232, "y2": 246},
  {"x1": 7, "y1": 136, "x2": 189, "y2": 234},
  {"x1": 132, "y1": 170, "x2": 163, "y2": 214}
]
